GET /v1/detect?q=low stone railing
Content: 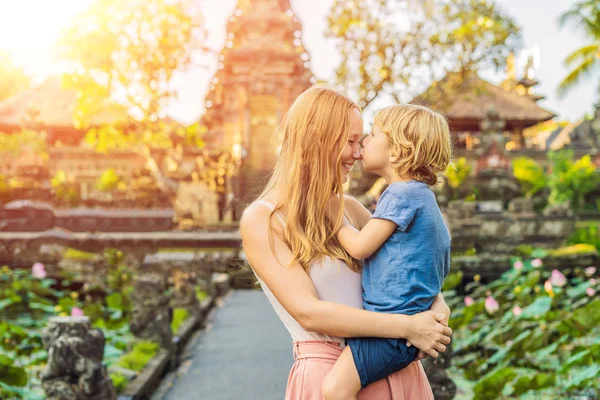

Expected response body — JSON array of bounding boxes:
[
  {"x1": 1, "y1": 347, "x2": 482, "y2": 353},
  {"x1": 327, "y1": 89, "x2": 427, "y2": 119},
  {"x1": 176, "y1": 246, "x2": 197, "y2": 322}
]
[{"x1": 40, "y1": 251, "x2": 236, "y2": 400}]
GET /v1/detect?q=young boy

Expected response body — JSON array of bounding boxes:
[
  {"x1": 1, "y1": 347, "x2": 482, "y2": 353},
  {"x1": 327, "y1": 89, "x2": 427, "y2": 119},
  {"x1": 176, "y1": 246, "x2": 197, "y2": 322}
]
[{"x1": 323, "y1": 104, "x2": 453, "y2": 399}]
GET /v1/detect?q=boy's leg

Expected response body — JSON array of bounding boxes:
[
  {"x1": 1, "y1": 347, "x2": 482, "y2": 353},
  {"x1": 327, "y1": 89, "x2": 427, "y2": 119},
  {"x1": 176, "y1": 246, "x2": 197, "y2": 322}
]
[{"x1": 322, "y1": 346, "x2": 361, "y2": 400}]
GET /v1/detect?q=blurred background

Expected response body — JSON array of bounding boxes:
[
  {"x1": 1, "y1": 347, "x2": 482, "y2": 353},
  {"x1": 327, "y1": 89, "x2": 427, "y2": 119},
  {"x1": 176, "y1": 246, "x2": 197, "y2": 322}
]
[{"x1": 0, "y1": 1, "x2": 599, "y2": 399}]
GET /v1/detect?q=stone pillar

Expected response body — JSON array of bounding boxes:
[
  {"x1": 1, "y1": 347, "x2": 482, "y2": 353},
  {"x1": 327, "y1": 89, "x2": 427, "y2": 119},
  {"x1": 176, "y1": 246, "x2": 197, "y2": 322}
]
[
  {"x1": 422, "y1": 343, "x2": 457, "y2": 400},
  {"x1": 172, "y1": 269, "x2": 201, "y2": 316},
  {"x1": 41, "y1": 316, "x2": 116, "y2": 400},
  {"x1": 130, "y1": 274, "x2": 173, "y2": 351}
]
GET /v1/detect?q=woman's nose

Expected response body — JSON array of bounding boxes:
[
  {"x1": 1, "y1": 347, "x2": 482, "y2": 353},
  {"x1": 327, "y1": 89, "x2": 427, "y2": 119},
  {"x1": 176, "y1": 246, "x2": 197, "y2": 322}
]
[{"x1": 352, "y1": 142, "x2": 362, "y2": 159}]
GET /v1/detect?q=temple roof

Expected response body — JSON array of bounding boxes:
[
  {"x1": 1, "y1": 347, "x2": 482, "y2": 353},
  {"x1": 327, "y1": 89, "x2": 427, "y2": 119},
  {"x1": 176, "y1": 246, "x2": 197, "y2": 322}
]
[
  {"x1": 411, "y1": 71, "x2": 556, "y2": 131},
  {"x1": 0, "y1": 77, "x2": 129, "y2": 130}
]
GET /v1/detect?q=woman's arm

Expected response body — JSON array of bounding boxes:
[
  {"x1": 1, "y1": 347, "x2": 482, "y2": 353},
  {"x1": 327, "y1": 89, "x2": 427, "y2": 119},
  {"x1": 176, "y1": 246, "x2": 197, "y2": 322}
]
[{"x1": 241, "y1": 203, "x2": 452, "y2": 357}]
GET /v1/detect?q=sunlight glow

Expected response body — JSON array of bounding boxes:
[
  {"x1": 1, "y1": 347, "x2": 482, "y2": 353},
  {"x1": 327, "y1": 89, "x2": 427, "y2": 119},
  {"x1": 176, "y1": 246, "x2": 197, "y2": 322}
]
[{"x1": 0, "y1": 0, "x2": 93, "y2": 76}]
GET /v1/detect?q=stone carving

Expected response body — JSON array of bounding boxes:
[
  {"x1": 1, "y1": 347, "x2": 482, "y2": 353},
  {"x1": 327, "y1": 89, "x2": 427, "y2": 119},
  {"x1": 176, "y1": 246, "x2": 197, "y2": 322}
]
[
  {"x1": 172, "y1": 269, "x2": 201, "y2": 317},
  {"x1": 130, "y1": 274, "x2": 173, "y2": 350},
  {"x1": 507, "y1": 197, "x2": 535, "y2": 216},
  {"x1": 41, "y1": 316, "x2": 115, "y2": 400},
  {"x1": 542, "y1": 201, "x2": 574, "y2": 217}
]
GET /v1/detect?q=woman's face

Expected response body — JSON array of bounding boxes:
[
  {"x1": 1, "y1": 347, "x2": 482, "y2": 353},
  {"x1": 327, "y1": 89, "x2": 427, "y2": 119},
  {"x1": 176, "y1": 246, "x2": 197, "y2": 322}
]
[{"x1": 340, "y1": 108, "x2": 364, "y2": 183}]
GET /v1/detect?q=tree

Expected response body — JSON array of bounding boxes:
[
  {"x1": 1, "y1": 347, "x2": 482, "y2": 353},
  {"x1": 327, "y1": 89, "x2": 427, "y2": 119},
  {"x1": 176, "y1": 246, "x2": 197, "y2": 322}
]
[
  {"x1": 557, "y1": 0, "x2": 600, "y2": 96},
  {"x1": 512, "y1": 157, "x2": 547, "y2": 198},
  {"x1": 0, "y1": 51, "x2": 30, "y2": 101},
  {"x1": 548, "y1": 149, "x2": 600, "y2": 210},
  {"x1": 325, "y1": 0, "x2": 521, "y2": 109},
  {"x1": 57, "y1": 0, "x2": 207, "y2": 127}
]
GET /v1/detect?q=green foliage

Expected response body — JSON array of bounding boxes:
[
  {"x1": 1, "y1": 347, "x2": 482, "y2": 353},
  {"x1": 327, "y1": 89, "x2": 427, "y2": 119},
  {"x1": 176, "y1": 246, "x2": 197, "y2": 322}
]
[
  {"x1": 568, "y1": 223, "x2": 600, "y2": 252},
  {"x1": 548, "y1": 243, "x2": 598, "y2": 257},
  {"x1": 512, "y1": 157, "x2": 548, "y2": 197},
  {"x1": 96, "y1": 168, "x2": 122, "y2": 192},
  {"x1": 57, "y1": 0, "x2": 206, "y2": 126},
  {"x1": 444, "y1": 157, "x2": 472, "y2": 200},
  {"x1": 50, "y1": 171, "x2": 81, "y2": 206},
  {"x1": 171, "y1": 308, "x2": 190, "y2": 334},
  {"x1": 196, "y1": 287, "x2": 208, "y2": 302},
  {"x1": 116, "y1": 341, "x2": 159, "y2": 372},
  {"x1": 448, "y1": 257, "x2": 600, "y2": 398},
  {"x1": 110, "y1": 372, "x2": 129, "y2": 393},
  {"x1": 0, "y1": 248, "x2": 138, "y2": 398},
  {"x1": 325, "y1": 0, "x2": 521, "y2": 108},
  {"x1": 547, "y1": 150, "x2": 600, "y2": 209},
  {"x1": 557, "y1": 0, "x2": 600, "y2": 95},
  {"x1": 0, "y1": 131, "x2": 47, "y2": 159}
]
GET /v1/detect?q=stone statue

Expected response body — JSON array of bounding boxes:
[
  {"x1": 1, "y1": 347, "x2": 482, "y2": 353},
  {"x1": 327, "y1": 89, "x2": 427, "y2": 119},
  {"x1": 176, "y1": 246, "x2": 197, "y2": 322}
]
[
  {"x1": 130, "y1": 274, "x2": 173, "y2": 351},
  {"x1": 41, "y1": 316, "x2": 116, "y2": 400}
]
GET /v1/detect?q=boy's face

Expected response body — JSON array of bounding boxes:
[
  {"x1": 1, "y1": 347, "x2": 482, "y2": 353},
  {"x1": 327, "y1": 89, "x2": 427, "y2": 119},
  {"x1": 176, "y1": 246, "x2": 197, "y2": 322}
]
[{"x1": 360, "y1": 122, "x2": 391, "y2": 174}]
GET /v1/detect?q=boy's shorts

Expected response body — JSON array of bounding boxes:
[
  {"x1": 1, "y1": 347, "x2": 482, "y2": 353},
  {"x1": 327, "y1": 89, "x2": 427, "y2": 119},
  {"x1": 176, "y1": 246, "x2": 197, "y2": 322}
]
[{"x1": 347, "y1": 337, "x2": 419, "y2": 388}]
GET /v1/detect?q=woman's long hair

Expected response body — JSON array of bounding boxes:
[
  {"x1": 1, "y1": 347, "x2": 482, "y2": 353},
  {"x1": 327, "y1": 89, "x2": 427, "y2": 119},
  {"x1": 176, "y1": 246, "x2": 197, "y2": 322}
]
[{"x1": 259, "y1": 87, "x2": 361, "y2": 272}]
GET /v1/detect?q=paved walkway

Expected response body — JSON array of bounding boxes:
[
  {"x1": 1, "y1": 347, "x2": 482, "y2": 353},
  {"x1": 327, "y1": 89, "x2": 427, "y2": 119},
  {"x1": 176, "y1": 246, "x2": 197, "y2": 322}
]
[{"x1": 154, "y1": 290, "x2": 293, "y2": 400}]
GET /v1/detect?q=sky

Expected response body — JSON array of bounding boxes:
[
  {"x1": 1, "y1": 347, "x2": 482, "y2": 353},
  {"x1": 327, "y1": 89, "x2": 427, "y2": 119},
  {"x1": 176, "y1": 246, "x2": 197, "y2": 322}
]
[{"x1": 0, "y1": 0, "x2": 596, "y2": 126}]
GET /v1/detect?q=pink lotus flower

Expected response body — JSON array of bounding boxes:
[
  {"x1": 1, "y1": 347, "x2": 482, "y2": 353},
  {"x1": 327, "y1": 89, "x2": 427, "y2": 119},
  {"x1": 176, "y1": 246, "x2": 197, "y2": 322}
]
[
  {"x1": 512, "y1": 306, "x2": 522, "y2": 316},
  {"x1": 71, "y1": 307, "x2": 84, "y2": 317},
  {"x1": 531, "y1": 258, "x2": 543, "y2": 268},
  {"x1": 585, "y1": 267, "x2": 596, "y2": 277},
  {"x1": 464, "y1": 296, "x2": 474, "y2": 306},
  {"x1": 591, "y1": 278, "x2": 597, "y2": 285},
  {"x1": 550, "y1": 270, "x2": 567, "y2": 287},
  {"x1": 513, "y1": 261, "x2": 523, "y2": 270},
  {"x1": 485, "y1": 296, "x2": 499, "y2": 314},
  {"x1": 587, "y1": 287, "x2": 596, "y2": 297},
  {"x1": 31, "y1": 263, "x2": 46, "y2": 279}
]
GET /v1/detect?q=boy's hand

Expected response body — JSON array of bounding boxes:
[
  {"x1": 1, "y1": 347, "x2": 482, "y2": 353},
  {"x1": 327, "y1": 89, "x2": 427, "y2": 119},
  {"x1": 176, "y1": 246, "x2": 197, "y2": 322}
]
[{"x1": 430, "y1": 294, "x2": 451, "y2": 325}]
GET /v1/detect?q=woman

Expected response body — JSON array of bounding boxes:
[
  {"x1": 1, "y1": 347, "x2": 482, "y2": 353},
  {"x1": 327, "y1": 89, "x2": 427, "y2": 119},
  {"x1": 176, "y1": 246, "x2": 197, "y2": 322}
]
[{"x1": 240, "y1": 87, "x2": 451, "y2": 399}]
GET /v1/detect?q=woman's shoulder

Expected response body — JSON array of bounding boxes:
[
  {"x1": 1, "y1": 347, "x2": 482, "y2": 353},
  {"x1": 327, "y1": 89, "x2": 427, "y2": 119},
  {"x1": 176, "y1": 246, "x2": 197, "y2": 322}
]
[
  {"x1": 240, "y1": 201, "x2": 271, "y2": 230},
  {"x1": 343, "y1": 195, "x2": 372, "y2": 229}
]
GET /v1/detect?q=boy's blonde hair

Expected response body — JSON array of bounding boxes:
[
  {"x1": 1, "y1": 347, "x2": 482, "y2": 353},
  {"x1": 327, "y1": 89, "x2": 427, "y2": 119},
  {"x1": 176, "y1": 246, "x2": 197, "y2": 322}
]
[{"x1": 374, "y1": 104, "x2": 452, "y2": 186}]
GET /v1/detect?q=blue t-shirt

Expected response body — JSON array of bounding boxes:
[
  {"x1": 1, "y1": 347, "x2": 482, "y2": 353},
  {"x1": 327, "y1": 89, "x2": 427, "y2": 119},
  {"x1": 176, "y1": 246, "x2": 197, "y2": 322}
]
[{"x1": 362, "y1": 180, "x2": 451, "y2": 315}]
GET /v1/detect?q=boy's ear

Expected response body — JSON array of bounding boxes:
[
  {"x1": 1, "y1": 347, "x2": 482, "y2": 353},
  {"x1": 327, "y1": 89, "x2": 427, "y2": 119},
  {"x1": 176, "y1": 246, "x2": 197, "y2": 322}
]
[{"x1": 389, "y1": 152, "x2": 400, "y2": 163}]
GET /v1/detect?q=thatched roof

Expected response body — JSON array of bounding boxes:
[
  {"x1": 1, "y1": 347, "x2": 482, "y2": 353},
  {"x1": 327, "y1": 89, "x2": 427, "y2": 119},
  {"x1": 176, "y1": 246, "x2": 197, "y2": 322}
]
[
  {"x1": 0, "y1": 77, "x2": 129, "y2": 130},
  {"x1": 411, "y1": 71, "x2": 556, "y2": 131}
]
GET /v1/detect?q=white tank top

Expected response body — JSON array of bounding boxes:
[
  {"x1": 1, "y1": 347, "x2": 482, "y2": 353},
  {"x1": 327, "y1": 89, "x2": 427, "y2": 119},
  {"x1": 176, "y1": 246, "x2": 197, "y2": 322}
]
[{"x1": 251, "y1": 200, "x2": 364, "y2": 346}]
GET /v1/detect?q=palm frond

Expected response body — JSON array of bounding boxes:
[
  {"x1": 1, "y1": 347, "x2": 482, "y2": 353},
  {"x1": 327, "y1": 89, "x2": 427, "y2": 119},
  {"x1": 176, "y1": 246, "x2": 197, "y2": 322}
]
[
  {"x1": 558, "y1": 1, "x2": 600, "y2": 39},
  {"x1": 564, "y1": 44, "x2": 600, "y2": 66},
  {"x1": 557, "y1": 57, "x2": 598, "y2": 97}
]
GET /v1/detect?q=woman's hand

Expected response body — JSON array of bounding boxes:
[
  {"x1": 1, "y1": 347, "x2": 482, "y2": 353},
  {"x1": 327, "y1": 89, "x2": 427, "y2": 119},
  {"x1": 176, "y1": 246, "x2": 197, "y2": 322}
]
[
  {"x1": 404, "y1": 311, "x2": 452, "y2": 358},
  {"x1": 412, "y1": 294, "x2": 451, "y2": 359}
]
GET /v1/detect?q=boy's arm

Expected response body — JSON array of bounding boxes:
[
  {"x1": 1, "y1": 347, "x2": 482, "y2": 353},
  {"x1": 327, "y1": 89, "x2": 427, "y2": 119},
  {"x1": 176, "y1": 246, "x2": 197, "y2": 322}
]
[
  {"x1": 430, "y1": 293, "x2": 451, "y2": 325},
  {"x1": 337, "y1": 217, "x2": 396, "y2": 260}
]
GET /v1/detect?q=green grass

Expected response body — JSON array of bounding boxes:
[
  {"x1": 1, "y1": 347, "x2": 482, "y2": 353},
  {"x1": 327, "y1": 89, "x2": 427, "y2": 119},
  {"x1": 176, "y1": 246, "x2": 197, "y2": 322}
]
[{"x1": 171, "y1": 308, "x2": 189, "y2": 334}]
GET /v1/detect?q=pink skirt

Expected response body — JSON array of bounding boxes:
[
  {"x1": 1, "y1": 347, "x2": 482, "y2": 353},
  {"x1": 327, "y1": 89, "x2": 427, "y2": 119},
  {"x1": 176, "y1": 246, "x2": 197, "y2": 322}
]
[{"x1": 285, "y1": 340, "x2": 434, "y2": 400}]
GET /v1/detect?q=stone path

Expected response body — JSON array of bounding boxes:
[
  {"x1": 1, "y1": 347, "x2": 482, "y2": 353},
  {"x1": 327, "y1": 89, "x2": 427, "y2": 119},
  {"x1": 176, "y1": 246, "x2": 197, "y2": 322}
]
[{"x1": 154, "y1": 290, "x2": 293, "y2": 400}]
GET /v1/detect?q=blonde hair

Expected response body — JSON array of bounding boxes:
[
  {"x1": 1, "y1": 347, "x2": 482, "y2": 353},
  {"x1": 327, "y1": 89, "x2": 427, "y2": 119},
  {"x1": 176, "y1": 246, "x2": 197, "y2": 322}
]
[
  {"x1": 374, "y1": 104, "x2": 452, "y2": 186},
  {"x1": 259, "y1": 87, "x2": 361, "y2": 272}
]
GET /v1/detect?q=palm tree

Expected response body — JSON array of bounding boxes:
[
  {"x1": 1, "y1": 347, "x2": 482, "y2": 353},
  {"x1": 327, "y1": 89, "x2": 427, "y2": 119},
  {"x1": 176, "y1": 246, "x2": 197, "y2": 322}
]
[{"x1": 557, "y1": 0, "x2": 600, "y2": 96}]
